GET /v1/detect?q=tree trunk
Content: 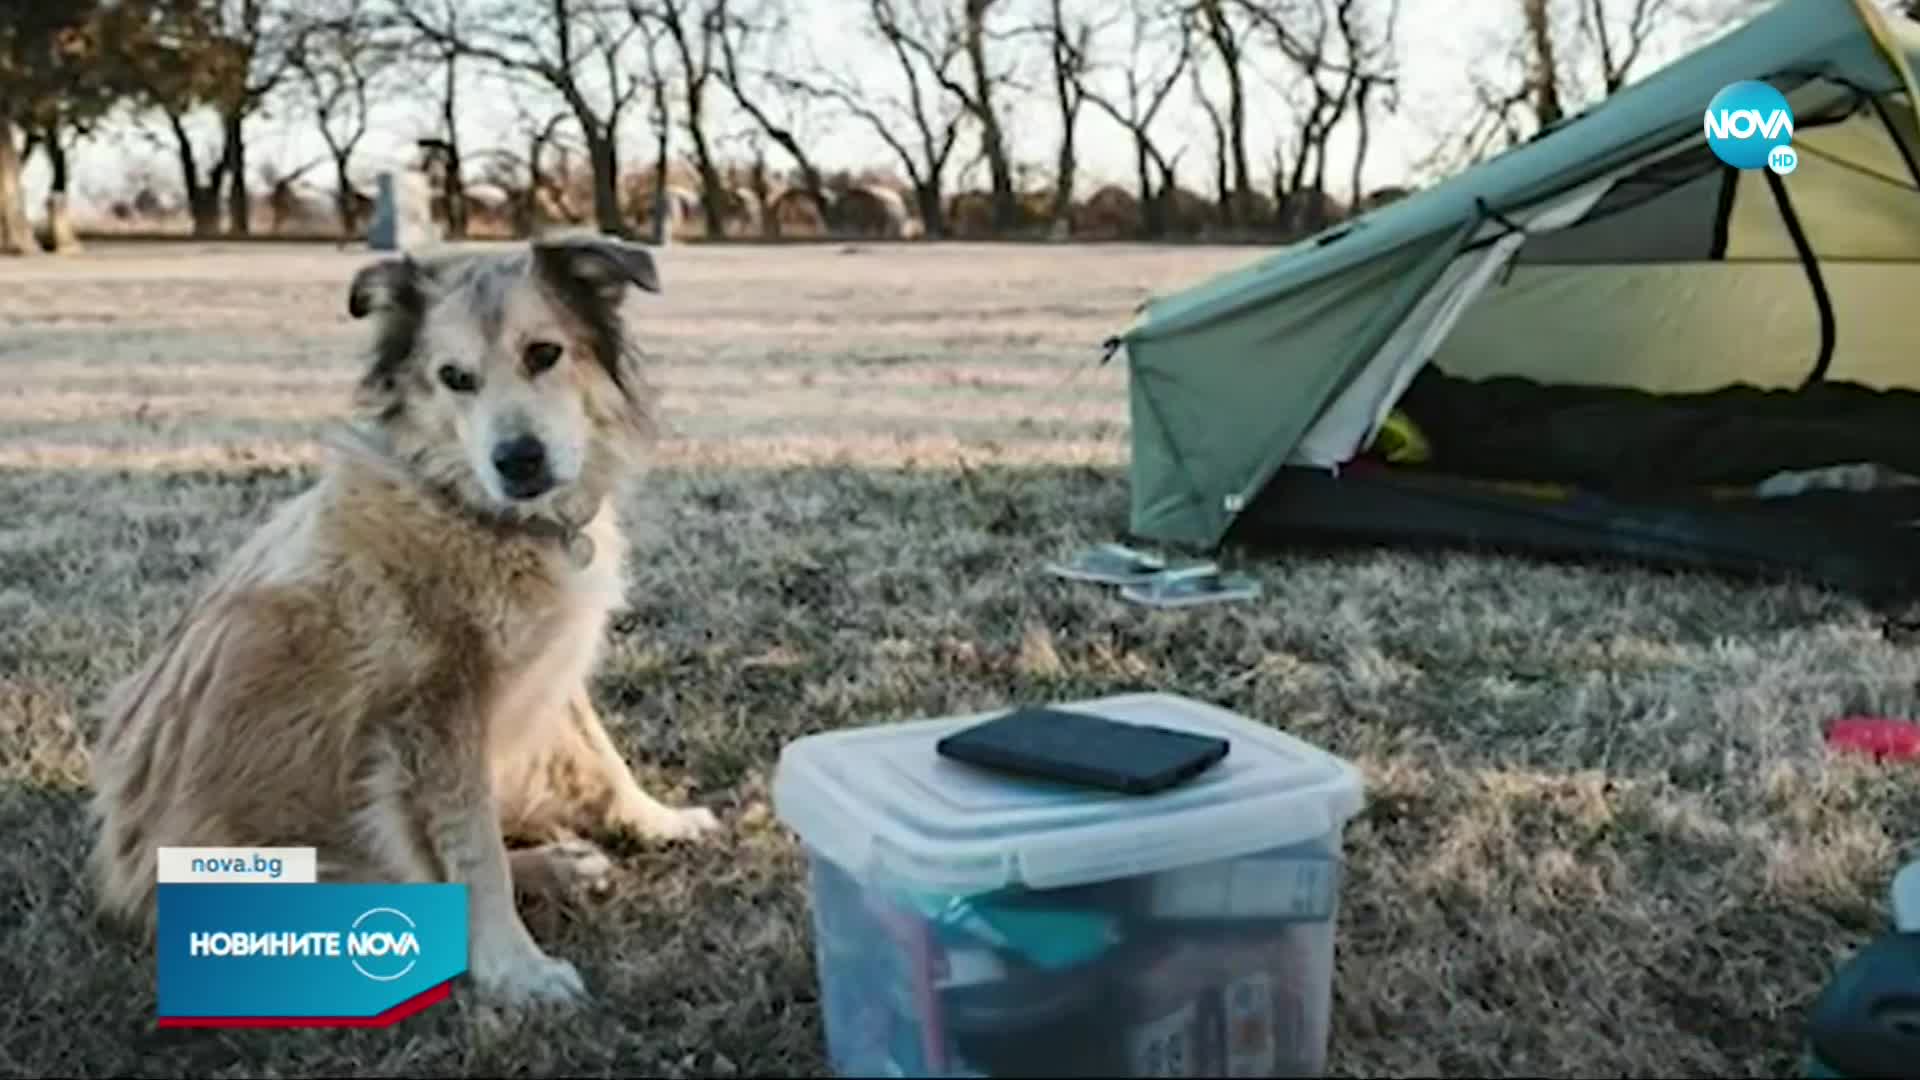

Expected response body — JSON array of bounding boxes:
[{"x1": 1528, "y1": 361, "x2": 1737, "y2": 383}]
[
  {"x1": 1521, "y1": 0, "x2": 1564, "y2": 128},
  {"x1": 1134, "y1": 140, "x2": 1160, "y2": 239},
  {"x1": 1191, "y1": 69, "x2": 1225, "y2": 224},
  {"x1": 42, "y1": 131, "x2": 80, "y2": 253},
  {"x1": 521, "y1": 127, "x2": 545, "y2": 237},
  {"x1": 166, "y1": 112, "x2": 222, "y2": 239},
  {"x1": 1350, "y1": 81, "x2": 1374, "y2": 210},
  {"x1": 333, "y1": 156, "x2": 359, "y2": 239},
  {"x1": 1048, "y1": 109, "x2": 1076, "y2": 237},
  {"x1": 964, "y1": 0, "x2": 1016, "y2": 232},
  {"x1": 587, "y1": 129, "x2": 623, "y2": 237},
  {"x1": 915, "y1": 179, "x2": 946, "y2": 239},
  {"x1": 225, "y1": 112, "x2": 250, "y2": 236},
  {"x1": 0, "y1": 110, "x2": 36, "y2": 256},
  {"x1": 651, "y1": 91, "x2": 672, "y2": 246},
  {"x1": 441, "y1": 54, "x2": 468, "y2": 239},
  {"x1": 1151, "y1": 153, "x2": 1183, "y2": 235},
  {"x1": 1226, "y1": 61, "x2": 1250, "y2": 226},
  {"x1": 1046, "y1": 24, "x2": 1078, "y2": 236},
  {"x1": 187, "y1": 188, "x2": 219, "y2": 236},
  {"x1": 1198, "y1": 1, "x2": 1249, "y2": 227},
  {"x1": 1285, "y1": 119, "x2": 1316, "y2": 232},
  {"x1": 684, "y1": 101, "x2": 727, "y2": 241},
  {"x1": 1310, "y1": 136, "x2": 1331, "y2": 228},
  {"x1": 1210, "y1": 130, "x2": 1228, "y2": 221},
  {"x1": 750, "y1": 149, "x2": 773, "y2": 239},
  {"x1": 978, "y1": 121, "x2": 1016, "y2": 232}
]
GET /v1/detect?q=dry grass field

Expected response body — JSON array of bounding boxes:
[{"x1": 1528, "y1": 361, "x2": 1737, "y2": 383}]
[{"x1": 1, "y1": 240, "x2": 1916, "y2": 1079}]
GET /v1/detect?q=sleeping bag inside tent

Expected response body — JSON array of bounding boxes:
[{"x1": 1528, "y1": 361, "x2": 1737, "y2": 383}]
[{"x1": 1113, "y1": 0, "x2": 1920, "y2": 601}]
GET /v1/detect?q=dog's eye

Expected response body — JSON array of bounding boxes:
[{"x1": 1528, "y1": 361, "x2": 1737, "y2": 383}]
[
  {"x1": 437, "y1": 364, "x2": 479, "y2": 393},
  {"x1": 524, "y1": 341, "x2": 563, "y2": 375}
]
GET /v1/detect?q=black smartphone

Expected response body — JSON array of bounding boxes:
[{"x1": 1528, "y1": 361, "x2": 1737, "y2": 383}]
[{"x1": 935, "y1": 706, "x2": 1230, "y2": 795}]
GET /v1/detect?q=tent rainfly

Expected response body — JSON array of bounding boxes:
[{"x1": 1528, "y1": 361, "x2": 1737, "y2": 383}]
[{"x1": 1111, "y1": 0, "x2": 1920, "y2": 600}]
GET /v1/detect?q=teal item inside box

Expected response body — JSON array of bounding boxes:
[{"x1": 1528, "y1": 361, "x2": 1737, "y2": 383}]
[{"x1": 772, "y1": 692, "x2": 1367, "y2": 1078}]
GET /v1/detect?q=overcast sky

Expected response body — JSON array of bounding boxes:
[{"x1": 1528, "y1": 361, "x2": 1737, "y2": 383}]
[{"x1": 22, "y1": 0, "x2": 1752, "y2": 215}]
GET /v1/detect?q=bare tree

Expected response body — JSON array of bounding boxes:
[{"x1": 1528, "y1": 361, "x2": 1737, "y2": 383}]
[
  {"x1": 3, "y1": 0, "x2": 122, "y2": 253},
  {"x1": 779, "y1": 0, "x2": 971, "y2": 236},
  {"x1": 712, "y1": 0, "x2": 830, "y2": 228},
  {"x1": 1081, "y1": 0, "x2": 1192, "y2": 237},
  {"x1": 1190, "y1": 0, "x2": 1252, "y2": 226},
  {"x1": 1579, "y1": 0, "x2": 1670, "y2": 95},
  {"x1": 0, "y1": 0, "x2": 96, "y2": 254},
  {"x1": 854, "y1": 0, "x2": 1020, "y2": 231},
  {"x1": 1346, "y1": 43, "x2": 1399, "y2": 209},
  {"x1": 1245, "y1": 0, "x2": 1400, "y2": 230},
  {"x1": 108, "y1": 6, "x2": 213, "y2": 237},
  {"x1": 1040, "y1": 0, "x2": 1100, "y2": 233},
  {"x1": 1522, "y1": 0, "x2": 1567, "y2": 126},
  {"x1": 638, "y1": 0, "x2": 730, "y2": 239},
  {"x1": 1440, "y1": 0, "x2": 1679, "y2": 170},
  {"x1": 479, "y1": 99, "x2": 581, "y2": 234},
  {"x1": 1186, "y1": 37, "x2": 1228, "y2": 217},
  {"x1": 214, "y1": 0, "x2": 296, "y2": 235},
  {"x1": 104, "y1": 0, "x2": 286, "y2": 237},
  {"x1": 406, "y1": 0, "x2": 470, "y2": 239},
  {"x1": 738, "y1": 129, "x2": 773, "y2": 234},
  {"x1": 287, "y1": 0, "x2": 396, "y2": 237},
  {"x1": 405, "y1": 0, "x2": 645, "y2": 236},
  {"x1": 955, "y1": 0, "x2": 1020, "y2": 230},
  {"x1": 261, "y1": 155, "x2": 322, "y2": 231},
  {"x1": 0, "y1": 125, "x2": 33, "y2": 254},
  {"x1": 632, "y1": 11, "x2": 676, "y2": 244}
]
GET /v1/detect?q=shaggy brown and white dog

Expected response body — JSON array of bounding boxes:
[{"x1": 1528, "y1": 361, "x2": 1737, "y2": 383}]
[{"x1": 86, "y1": 236, "x2": 720, "y2": 1007}]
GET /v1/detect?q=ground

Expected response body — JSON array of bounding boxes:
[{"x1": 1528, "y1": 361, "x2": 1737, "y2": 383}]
[{"x1": 0, "y1": 240, "x2": 1914, "y2": 1079}]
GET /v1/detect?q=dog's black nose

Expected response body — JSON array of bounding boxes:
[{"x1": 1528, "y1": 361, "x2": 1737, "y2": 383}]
[{"x1": 491, "y1": 435, "x2": 552, "y2": 498}]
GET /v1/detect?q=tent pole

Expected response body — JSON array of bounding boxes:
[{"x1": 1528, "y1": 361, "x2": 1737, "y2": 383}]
[
  {"x1": 1867, "y1": 95, "x2": 1920, "y2": 189},
  {"x1": 1762, "y1": 169, "x2": 1836, "y2": 388}
]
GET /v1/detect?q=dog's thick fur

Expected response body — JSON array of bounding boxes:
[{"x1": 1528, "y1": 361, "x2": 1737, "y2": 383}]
[{"x1": 86, "y1": 236, "x2": 718, "y2": 1007}]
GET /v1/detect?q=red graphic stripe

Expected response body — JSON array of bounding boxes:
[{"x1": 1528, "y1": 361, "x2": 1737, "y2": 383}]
[{"x1": 156, "y1": 980, "x2": 452, "y2": 1028}]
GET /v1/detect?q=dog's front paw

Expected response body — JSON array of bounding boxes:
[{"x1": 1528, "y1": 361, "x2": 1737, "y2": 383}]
[
  {"x1": 544, "y1": 838, "x2": 614, "y2": 890},
  {"x1": 512, "y1": 839, "x2": 615, "y2": 900},
  {"x1": 613, "y1": 799, "x2": 722, "y2": 842},
  {"x1": 656, "y1": 805, "x2": 720, "y2": 839},
  {"x1": 474, "y1": 950, "x2": 588, "y2": 1008},
  {"x1": 660, "y1": 803, "x2": 721, "y2": 837}
]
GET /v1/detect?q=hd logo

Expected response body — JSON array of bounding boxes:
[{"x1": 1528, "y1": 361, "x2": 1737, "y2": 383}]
[{"x1": 1704, "y1": 79, "x2": 1797, "y2": 176}]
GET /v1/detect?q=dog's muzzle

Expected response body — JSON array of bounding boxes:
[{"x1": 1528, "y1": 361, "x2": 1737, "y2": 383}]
[{"x1": 492, "y1": 435, "x2": 555, "y2": 500}]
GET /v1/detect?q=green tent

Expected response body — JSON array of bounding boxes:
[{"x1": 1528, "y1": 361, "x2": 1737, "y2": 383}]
[{"x1": 1114, "y1": 0, "x2": 1920, "y2": 598}]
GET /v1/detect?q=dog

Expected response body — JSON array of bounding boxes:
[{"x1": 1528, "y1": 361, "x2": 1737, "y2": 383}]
[{"x1": 85, "y1": 235, "x2": 720, "y2": 1007}]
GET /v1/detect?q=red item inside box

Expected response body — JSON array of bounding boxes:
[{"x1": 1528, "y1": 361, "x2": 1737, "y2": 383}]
[{"x1": 1827, "y1": 716, "x2": 1920, "y2": 760}]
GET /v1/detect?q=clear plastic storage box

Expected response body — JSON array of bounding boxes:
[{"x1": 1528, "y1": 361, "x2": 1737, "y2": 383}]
[
  {"x1": 772, "y1": 692, "x2": 1367, "y2": 1078},
  {"x1": 1895, "y1": 860, "x2": 1919, "y2": 933}
]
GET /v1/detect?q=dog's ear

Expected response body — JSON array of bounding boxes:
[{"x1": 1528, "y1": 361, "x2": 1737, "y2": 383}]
[
  {"x1": 347, "y1": 257, "x2": 422, "y2": 319},
  {"x1": 532, "y1": 235, "x2": 661, "y2": 308}
]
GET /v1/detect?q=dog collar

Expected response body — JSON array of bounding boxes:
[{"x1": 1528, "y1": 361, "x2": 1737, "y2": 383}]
[{"x1": 323, "y1": 423, "x2": 598, "y2": 570}]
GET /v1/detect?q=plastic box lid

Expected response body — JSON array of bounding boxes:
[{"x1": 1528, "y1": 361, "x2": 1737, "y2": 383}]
[{"x1": 771, "y1": 692, "x2": 1367, "y2": 895}]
